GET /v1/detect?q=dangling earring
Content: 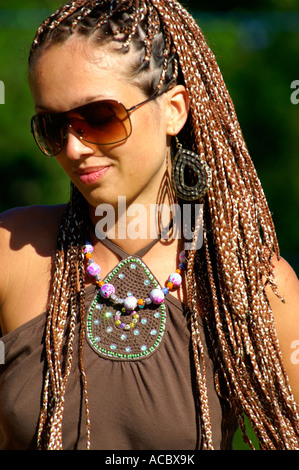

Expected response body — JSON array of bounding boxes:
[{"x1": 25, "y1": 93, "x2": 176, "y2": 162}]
[{"x1": 171, "y1": 137, "x2": 212, "y2": 201}]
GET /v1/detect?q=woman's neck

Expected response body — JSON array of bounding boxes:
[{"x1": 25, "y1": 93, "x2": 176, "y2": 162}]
[{"x1": 88, "y1": 193, "x2": 179, "y2": 255}]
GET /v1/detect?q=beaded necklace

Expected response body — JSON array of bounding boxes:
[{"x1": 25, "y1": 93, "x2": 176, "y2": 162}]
[
  {"x1": 84, "y1": 241, "x2": 186, "y2": 320},
  {"x1": 83, "y1": 240, "x2": 186, "y2": 361}
]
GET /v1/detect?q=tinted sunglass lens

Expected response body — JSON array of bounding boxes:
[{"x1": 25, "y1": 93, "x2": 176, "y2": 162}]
[
  {"x1": 32, "y1": 115, "x2": 64, "y2": 157},
  {"x1": 32, "y1": 100, "x2": 133, "y2": 156},
  {"x1": 71, "y1": 100, "x2": 132, "y2": 145}
]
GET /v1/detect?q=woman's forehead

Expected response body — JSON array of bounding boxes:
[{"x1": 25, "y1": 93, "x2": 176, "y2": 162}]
[{"x1": 29, "y1": 38, "x2": 146, "y2": 113}]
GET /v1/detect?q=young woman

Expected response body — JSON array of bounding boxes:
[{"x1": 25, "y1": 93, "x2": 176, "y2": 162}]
[{"x1": 0, "y1": 0, "x2": 298, "y2": 450}]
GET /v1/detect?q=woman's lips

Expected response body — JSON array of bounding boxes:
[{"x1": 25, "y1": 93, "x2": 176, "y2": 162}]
[{"x1": 76, "y1": 166, "x2": 110, "y2": 185}]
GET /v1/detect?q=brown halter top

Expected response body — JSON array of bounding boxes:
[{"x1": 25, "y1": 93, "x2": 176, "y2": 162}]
[{"x1": 0, "y1": 237, "x2": 237, "y2": 450}]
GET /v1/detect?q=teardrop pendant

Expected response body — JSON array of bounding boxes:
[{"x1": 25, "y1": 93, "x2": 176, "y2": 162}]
[{"x1": 171, "y1": 141, "x2": 212, "y2": 201}]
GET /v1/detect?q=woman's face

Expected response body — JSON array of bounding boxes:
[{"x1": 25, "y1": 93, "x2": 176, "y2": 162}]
[{"x1": 29, "y1": 35, "x2": 177, "y2": 210}]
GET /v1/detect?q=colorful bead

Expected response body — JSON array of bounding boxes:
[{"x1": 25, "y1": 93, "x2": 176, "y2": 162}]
[
  {"x1": 149, "y1": 288, "x2": 165, "y2": 305},
  {"x1": 100, "y1": 283, "x2": 115, "y2": 298},
  {"x1": 124, "y1": 296, "x2": 138, "y2": 311},
  {"x1": 104, "y1": 311, "x2": 113, "y2": 319},
  {"x1": 87, "y1": 262, "x2": 101, "y2": 277},
  {"x1": 168, "y1": 272, "x2": 182, "y2": 287},
  {"x1": 84, "y1": 243, "x2": 94, "y2": 254},
  {"x1": 115, "y1": 310, "x2": 139, "y2": 330}
]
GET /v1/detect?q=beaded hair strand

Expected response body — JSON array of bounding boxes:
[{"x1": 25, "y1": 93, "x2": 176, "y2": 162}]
[{"x1": 29, "y1": 0, "x2": 299, "y2": 450}]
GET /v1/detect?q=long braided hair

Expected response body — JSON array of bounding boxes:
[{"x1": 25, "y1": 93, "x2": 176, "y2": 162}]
[{"x1": 29, "y1": 0, "x2": 299, "y2": 450}]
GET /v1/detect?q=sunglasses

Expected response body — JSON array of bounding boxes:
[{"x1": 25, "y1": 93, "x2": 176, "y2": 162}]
[{"x1": 31, "y1": 91, "x2": 164, "y2": 157}]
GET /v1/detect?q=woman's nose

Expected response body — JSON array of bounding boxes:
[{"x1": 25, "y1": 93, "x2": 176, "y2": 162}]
[{"x1": 63, "y1": 125, "x2": 95, "y2": 160}]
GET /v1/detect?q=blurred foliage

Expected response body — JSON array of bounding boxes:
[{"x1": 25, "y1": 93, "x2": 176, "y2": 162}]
[{"x1": 0, "y1": 0, "x2": 298, "y2": 452}]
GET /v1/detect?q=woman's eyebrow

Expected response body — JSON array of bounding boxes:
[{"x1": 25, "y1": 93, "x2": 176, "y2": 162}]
[{"x1": 35, "y1": 94, "x2": 107, "y2": 113}]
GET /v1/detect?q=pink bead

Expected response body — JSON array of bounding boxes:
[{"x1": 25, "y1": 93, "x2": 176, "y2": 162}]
[
  {"x1": 168, "y1": 272, "x2": 182, "y2": 287},
  {"x1": 100, "y1": 283, "x2": 115, "y2": 298},
  {"x1": 149, "y1": 288, "x2": 165, "y2": 305},
  {"x1": 179, "y1": 251, "x2": 186, "y2": 263},
  {"x1": 84, "y1": 244, "x2": 94, "y2": 254},
  {"x1": 87, "y1": 262, "x2": 101, "y2": 277}
]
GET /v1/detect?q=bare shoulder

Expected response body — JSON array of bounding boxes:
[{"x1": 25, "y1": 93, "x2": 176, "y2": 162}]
[
  {"x1": 265, "y1": 255, "x2": 299, "y2": 310},
  {"x1": 265, "y1": 255, "x2": 299, "y2": 404},
  {"x1": 0, "y1": 205, "x2": 67, "y2": 334},
  {"x1": 0, "y1": 204, "x2": 66, "y2": 254},
  {"x1": 0, "y1": 204, "x2": 66, "y2": 299}
]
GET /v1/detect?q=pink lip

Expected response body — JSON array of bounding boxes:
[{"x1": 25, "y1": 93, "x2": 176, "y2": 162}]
[{"x1": 76, "y1": 166, "x2": 110, "y2": 185}]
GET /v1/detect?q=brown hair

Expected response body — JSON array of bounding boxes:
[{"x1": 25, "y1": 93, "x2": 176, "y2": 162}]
[{"x1": 30, "y1": 0, "x2": 299, "y2": 450}]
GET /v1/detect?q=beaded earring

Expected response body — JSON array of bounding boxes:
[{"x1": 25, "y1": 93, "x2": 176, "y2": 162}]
[{"x1": 171, "y1": 137, "x2": 212, "y2": 201}]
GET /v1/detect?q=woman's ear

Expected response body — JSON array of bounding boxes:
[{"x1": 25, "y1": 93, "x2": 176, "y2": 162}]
[{"x1": 164, "y1": 84, "x2": 189, "y2": 136}]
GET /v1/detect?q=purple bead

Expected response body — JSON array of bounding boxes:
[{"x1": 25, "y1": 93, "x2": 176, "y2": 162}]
[
  {"x1": 100, "y1": 283, "x2": 115, "y2": 299},
  {"x1": 87, "y1": 262, "x2": 101, "y2": 277},
  {"x1": 149, "y1": 289, "x2": 165, "y2": 305},
  {"x1": 179, "y1": 251, "x2": 186, "y2": 263}
]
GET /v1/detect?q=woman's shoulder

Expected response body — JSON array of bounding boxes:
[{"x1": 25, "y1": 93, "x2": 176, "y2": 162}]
[
  {"x1": 0, "y1": 204, "x2": 66, "y2": 276},
  {"x1": 266, "y1": 254, "x2": 299, "y2": 307},
  {"x1": 0, "y1": 204, "x2": 66, "y2": 253},
  {"x1": 0, "y1": 203, "x2": 66, "y2": 228},
  {"x1": 265, "y1": 254, "x2": 299, "y2": 405},
  {"x1": 0, "y1": 205, "x2": 67, "y2": 335}
]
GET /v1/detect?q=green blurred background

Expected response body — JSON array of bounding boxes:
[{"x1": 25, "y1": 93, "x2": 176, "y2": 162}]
[{"x1": 0, "y1": 0, "x2": 298, "y2": 451}]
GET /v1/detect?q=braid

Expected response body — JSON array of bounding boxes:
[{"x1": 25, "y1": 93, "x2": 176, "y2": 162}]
[
  {"x1": 30, "y1": 0, "x2": 299, "y2": 450},
  {"x1": 37, "y1": 187, "x2": 91, "y2": 450}
]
